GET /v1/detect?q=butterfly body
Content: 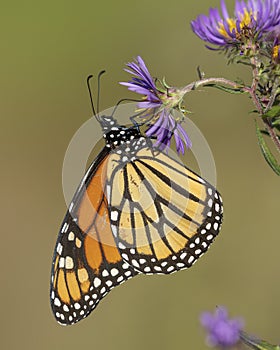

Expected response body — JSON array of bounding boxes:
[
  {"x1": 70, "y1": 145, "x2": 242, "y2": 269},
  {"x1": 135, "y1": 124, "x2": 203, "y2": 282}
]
[
  {"x1": 101, "y1": 116, "x2": 141, "y2": 149},
  {"x1": 50, "y1": 115, "x2": 223, "y2": 325}
]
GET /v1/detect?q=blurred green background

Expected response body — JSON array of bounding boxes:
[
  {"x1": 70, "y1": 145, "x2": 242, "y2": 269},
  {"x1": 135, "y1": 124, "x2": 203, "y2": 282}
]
[{"x1": 2, "y1": 0, "x2": 279, "y2": 349}]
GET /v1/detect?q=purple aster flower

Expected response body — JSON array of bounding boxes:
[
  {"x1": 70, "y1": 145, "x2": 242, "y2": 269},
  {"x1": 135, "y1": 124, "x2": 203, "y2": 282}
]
[
  {"x1": 191, "y1": 0, "x2": 280, "y2": 51},
  {"x1": 200, "y1": 306, "x2": 244, "y2": 348},
  {"x1": 120, "y1": 56, "x2": 192, "y2": 154},
  {"x1": 120, "y1": 56, "x2": 162, "y2": 109}
]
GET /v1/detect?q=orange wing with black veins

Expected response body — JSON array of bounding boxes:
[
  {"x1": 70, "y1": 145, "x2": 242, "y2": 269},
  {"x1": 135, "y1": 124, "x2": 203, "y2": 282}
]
[{"x1": 50, "y1": 149, "x2": 137, "y2": 325}]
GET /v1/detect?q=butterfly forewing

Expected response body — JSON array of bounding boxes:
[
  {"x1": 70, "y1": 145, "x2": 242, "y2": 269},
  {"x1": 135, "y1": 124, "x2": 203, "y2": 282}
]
[
  {"x1": 50, "y1": 148, "x2": 137, "y2": 325},
  {"x1": 106, "y1": 138, "x2": 223, "y2": 274}
]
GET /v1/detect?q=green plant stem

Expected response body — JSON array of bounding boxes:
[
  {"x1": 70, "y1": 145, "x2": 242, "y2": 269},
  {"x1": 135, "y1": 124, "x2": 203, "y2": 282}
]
[
  {"x1": 181, "y1": 77, "x2": 242, "y2": 94},
  {"x1": 249, "y1": 55, "x2": 280, "y2": 153}
]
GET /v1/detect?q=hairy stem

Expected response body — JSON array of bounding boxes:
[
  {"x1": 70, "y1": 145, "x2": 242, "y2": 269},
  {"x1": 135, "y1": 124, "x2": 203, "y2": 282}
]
[
  {"x1": 249, "y1": 55, "x2": 280, "y2": 153},
  {"x1": 181, "y1": 77, "x2": 242, "y2": 94}
]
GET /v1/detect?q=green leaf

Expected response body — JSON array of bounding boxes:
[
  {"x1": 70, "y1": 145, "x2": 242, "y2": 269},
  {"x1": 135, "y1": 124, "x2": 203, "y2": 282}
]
[
  {"x1": 241, "y1": 332, "x2": 280, "y2": 350},
  {"x1": 204, "y1": 83, "x2": 244, "y2": 94},
  {"x1": 272, "y1": 117, "x2": 280, "y2": 126},
  {"x1": 235, "y1": 59, "x2": 254, "y2": 67},
  {"x1": 255, "y1": 121, "x2": 280, "y2": 175},
  {"x1": 263, "y1": 105, "x2": 280, "y2": 119}
]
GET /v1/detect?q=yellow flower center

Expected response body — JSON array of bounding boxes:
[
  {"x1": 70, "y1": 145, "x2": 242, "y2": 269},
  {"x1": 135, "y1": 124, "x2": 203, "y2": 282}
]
[
  {"x1": 218, "y1": 8, "x2": 255, "y2": 39},
  {"x1": 273, "y1": 45, "x2": 280, "y2": 60}
]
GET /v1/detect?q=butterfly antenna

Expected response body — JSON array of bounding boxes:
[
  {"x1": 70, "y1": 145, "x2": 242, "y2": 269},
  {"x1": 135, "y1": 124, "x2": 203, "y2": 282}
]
[
  {"x1": 87, "y1": 75, "x2": 100, "y2": 122},
  {"x1": 97, "y1": 70, "x2": 106, "y2": 118}
]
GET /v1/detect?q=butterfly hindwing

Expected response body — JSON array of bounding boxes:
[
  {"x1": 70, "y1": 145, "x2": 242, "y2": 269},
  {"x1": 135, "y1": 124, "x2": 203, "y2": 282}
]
[
  {"x1": 50, "y1": 148, "x2": 137, "y2": 325},
  {"x1": 106, "y1": 137, "x2": 223, "y2": 274}
]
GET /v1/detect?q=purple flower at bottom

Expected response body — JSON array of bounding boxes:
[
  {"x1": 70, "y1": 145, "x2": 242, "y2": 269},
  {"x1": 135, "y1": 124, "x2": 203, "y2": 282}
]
[
  {"x1": 200, "y1": 306, "x2": 244, "y2": 348},
  {"x1": 120, "y1": 56, "x2": 191, "y2": 154}
]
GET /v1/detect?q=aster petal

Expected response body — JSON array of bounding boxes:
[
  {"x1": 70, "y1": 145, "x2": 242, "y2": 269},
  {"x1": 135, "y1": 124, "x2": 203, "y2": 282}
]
[
  {"x1": 125, "y1": 58, "x2": 156, "y2": 92},
  {"x1": 200, "y1": 312, "x2": 215, "y2": 329},
  {"x1": 174, "y1": 131, "x2": 185, "y2": 154},
  {"x1": 156, "y1": 111, "x2": 169, "y2": 137},
  {"x1": 145, "y1": 112, "x2": 165, "y2": 136},
  {"x1": 120, "y1": 82, "x2": 153, "y2": 95},
  {"x1": 177, "y1": 124, "x2": 192, "y2": 149},
  {"x1": 137, "y1": 101, "x2": 161, "y2": 109},
  {"x1": 215, "y1": 306, "x2": 229, "y2": 321},
  {"x1": 135, "y1": 56, "x2": 156, "y2": 89},
  {"x1": 220, "y1": 0, "x2": 229, "y2": 20}
]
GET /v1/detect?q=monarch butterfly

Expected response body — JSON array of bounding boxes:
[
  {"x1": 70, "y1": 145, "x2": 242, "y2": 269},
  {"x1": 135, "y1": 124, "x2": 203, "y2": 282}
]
[{"x1": 50, "y1": 76, "x2": 223, "y2": 325}]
